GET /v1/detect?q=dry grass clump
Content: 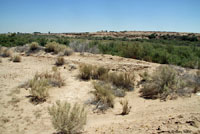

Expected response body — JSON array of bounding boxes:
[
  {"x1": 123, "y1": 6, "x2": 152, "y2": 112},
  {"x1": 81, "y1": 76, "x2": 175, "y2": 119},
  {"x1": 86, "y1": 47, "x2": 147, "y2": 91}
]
[
  {"x1": 56, "y1": 57, "x2": 65, "y2": 66},
  {"x1": 79, "y1": 64, "x2": 93, "y2": 80},
  {"x1": 120, "y1": 99, "x2": 131, "y2": 115},
  {"x1": 29, "y1": 42, "x2": 39, "y2": 51},
  {"x1": 79, "y1": 64, "x2": 108, "y2": 80},
  {"x1": 91, "y1": 82, "x2": 115, "y2": 111},
  {"x1": 11, "y1": 55, "x2": 21, "y2": 62},
  {"x1": 48, "y1": 101, "x2": 87, "y2": 134},
  {"x1": 140, "y1": 65, "x2": 182, "y2": 100},
  {"x1": 28, "y1": 78, "x2": 49, "y2": 103},
  {"x1": 1, "y1": 48, "x2": 12, "y2": 57},
  {"x1": 108, "y1": 72, "x2": 134, "y2": 91},
  {"x1": 22, "y1": 69, "x2": 65, "y2": 103},
  {"x1": 45, "y1": 42, "x2": 68, "y2": 54},
  {"x1": 64, "y1": 47, "x2": 74, "y2": 56}
]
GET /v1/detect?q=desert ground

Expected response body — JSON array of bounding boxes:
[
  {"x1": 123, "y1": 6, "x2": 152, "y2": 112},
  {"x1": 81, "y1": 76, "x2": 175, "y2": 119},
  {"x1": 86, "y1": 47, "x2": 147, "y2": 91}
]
[{"x1": 0, "y1": 50, "x2": 200, "y2": 134}]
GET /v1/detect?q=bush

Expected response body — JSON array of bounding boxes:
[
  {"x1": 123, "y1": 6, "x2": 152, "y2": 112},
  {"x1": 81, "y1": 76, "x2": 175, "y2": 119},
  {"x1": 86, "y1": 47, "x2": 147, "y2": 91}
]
[
  {"x1": 29, "y1": 78, "x2": 49, "y2": 103},
  {"x1": 140, "y1": 65, "x2": 182, "y2": 100},
  {"x1": 1, "y1": 48, "x2": 12, "y2": 57},
  {"x1": 91, "y1": 82, "x2": 114, "y2": 111},
  {"x1": 11, "y1": 55, "x2": 21, "y2": 62},
  {"x1": 48, "y1": 101, "x2": 87, "y2": 134},
  {"x1": 64, "y1": 47, "x2": 74, "y2": 56},
  {"x1": 91, "y1": 66, "x2": 109, "y2": 80},
  {"x1": 79, "y1": 64, "x2": 93, "y2": 80},
  {"x1": 120, "y1": 99, "x2": 131, "y2": 115},
  {"x1": 45, "y1": 42, "x2": 67, "y2": 54},
  {"x1": 29, "y1": 42, "x2": 39, "y2": 51},
  {"x1": 108, "y1": 72, "x2": 134, "y2": 91},
  {"x1": 56, "y1": 57, "x2": 65, "y2": 66},
  {"x1": 22, "y1": 70, "x2": 65, "y2": 103}
]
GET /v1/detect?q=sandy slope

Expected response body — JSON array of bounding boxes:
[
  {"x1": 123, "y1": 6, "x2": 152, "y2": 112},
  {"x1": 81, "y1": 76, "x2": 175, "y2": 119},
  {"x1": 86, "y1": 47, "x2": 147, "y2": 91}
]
[{"x1": 0, "y1": 52, "x2": 200, "y2": 134}]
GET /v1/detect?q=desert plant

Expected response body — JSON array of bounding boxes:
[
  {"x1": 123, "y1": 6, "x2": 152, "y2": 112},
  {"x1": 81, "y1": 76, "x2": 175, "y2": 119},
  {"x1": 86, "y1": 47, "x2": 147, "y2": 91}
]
[
  {"x1": 45, "y1": 42, "x2": 67, "y2": 54},
  {"x1": 11, "y1": 55, "x2": 21, "y2": 62},
  {"x1": 140, "y1": 65, "x2": 182, "y2": 100},
  {"x1": 79, "y1": 64, "x2": 93, "y2": 80},
  {"x1": 29, "y1": 42, "x2": 39, "y2": 51},
  {"x1": 28, "y1": 78, "x2": 49, "y2": 103},
  {"x1": 56, "y1": 57, "x2": 65, "y2": 66},
  {"x1": 92, "y1": 66, "x2": 109, "y2": 79},
  {"x1": 108, "y1": 72, "x2": 134, "y2": 91},
  {"x1": 140, "y1": 71, "x2": 151, "y2": 82},
  {"x1": 64, "y1": 47, "x2": 74, "y2": 56},
  {"x1": 1, "y1": 49, "x2": 12, "y2": 57},
  {"x1": 120, "y1": 99, "x2": 131, "y2": 115},
  {"x1": 91, "y1": 82, "x2": 114, "y2": 110},
  {"x1": 48, "y1": 101, "x2": 87, "y2": 134}
]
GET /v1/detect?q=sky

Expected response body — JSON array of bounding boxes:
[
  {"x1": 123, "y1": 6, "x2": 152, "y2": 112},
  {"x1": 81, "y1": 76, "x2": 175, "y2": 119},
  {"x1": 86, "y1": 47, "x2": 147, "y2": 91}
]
[{"x1": 0, "y1": 0, "x2": 200, "y2": 33}]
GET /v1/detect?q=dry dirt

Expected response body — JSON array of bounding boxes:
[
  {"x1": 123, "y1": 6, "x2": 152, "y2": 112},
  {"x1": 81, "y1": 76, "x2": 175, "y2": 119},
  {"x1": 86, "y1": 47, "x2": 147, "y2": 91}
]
[{"x1": 0, "y1": 51, "x2": 200, "y2": 134}]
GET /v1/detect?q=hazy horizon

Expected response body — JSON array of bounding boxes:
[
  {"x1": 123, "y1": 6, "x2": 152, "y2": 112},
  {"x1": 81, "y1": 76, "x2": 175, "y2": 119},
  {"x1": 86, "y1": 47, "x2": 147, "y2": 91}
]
[{"x1": 0, "y1": 0, "x2": 200, "y2": 33}]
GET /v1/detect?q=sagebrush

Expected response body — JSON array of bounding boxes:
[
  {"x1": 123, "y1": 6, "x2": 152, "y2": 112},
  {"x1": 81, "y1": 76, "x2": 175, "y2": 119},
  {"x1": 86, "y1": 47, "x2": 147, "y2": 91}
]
[{"x1": 48, "y1": 101, "x2": 87, "y2": 134}]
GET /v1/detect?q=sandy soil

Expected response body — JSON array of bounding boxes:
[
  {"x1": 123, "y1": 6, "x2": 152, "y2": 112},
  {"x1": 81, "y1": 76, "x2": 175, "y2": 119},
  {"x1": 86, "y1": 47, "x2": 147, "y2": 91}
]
[{"x1": 0, "y1": 52, "x2": 200, "y2": 134}]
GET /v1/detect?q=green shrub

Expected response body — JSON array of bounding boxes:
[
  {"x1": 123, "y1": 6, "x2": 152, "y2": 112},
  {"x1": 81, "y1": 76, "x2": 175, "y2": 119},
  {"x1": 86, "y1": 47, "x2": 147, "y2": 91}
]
[
  {"x1": 140, "y1": 65, "x2": 182, "y2": 100},
  {"x1": 11, "y1": 55, "x2": 21, "y2": 62},
  {"x1": 48, "y1": 101, "x2": 87, "y2": 134},
  {"x1": 56, "y1": 57, "x2": 65, "y2": 66},
  {"x1": 29, "y1": 42, "x2": 39, "y2": 51},
  {"x1": 120, "y1": 99, "x2": 131, "y2": 115},
  {"x1": 91, "y1": 82, "x2": 114, "y2": 110}
]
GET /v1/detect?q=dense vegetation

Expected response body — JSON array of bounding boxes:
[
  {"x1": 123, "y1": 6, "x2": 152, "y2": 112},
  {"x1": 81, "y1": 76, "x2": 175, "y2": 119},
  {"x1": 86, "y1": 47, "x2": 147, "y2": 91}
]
[{"x1": 1, "y1": 33, "x2": 200, "y2": 68}]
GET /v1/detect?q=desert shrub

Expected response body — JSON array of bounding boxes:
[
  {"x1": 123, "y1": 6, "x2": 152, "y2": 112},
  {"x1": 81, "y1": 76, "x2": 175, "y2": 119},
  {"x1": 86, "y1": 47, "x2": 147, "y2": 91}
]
[
  {"x1": 11, "y1": 55, "x2": 21, "y2": 62},
  {"x1": 79, "y1": 64, "x2": 93, "y2": 80},
  {"x1": 56, "y1": 57, "x2": 65, "y2": 66},
  {"x1": 29, "y1": 42, "x2": 39, "y2": 51},
  {"x1": 29, "y1": 78, "x2": 49, "y2": 103},
  {"x1": 140, "y1": 71, "x2": 151, "y2": 82},
  {"x1": 108, "y1": 72, "x2": 134, "y2": 91},
  {"x1": 120, "y1": 99, "x2": 131, "y2": 115},
  {"x1": 64, "y1": 47, "x2": 74, "y2": 56},
  {"x1": 22, "y1": 70, "x2": 65, "y2": 103},
  {"x1": 48, "y1": 101, "x2": 87, "y2": 134},
  {"x1": 91, "y1": 82, "x2": 114, "y2": 110},
  {"x1": 91, "y1": 66, "x2": 109, "y2": 80},
  {"x1": 140, "y1": 65, "x2": 182, "y2": 100},
  {"x1": 1, "y1": 48, "x2": 12, "y2": 57},
  {"x1": 45, "y1": 42, "x2": 67, "y2": 54},
  {"x1": 69, "y1": 40, "x2": 100, "y2": 54}
]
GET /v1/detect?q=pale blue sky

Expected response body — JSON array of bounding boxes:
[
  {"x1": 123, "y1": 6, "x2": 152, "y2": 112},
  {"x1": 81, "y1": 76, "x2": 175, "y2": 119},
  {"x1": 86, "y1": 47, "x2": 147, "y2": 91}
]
[{"x1": 0, "y1": 0, "x2": 200, "y2": 33}]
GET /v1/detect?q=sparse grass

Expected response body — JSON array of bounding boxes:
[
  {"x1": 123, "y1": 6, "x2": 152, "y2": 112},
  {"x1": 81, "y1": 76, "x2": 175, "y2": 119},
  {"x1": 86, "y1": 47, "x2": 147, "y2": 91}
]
[
  {"x1": 55, "y1": 57, "x2": 65, "y2": 66},
  {"x1": 22, "y1": 69, "x2": 65, "y2": 103},
  {"x1": 140, "y1": 65, "x2": 182, "y2": 100},
  {"x1": 29, "y1": 42, "x2": 39, "y2": 51},
  {"x1": 11, "y1": 55, "x2": 21, "y2": 62},
  {"x1": 48, "y1": 100, "x2": 87, "y2": 134},
  {"x1": 91, "y1": 82, "x2": 115, "y2": 111},
  {"x1": 120, "y1": 99, "x2": 131, "y2": 115}
]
